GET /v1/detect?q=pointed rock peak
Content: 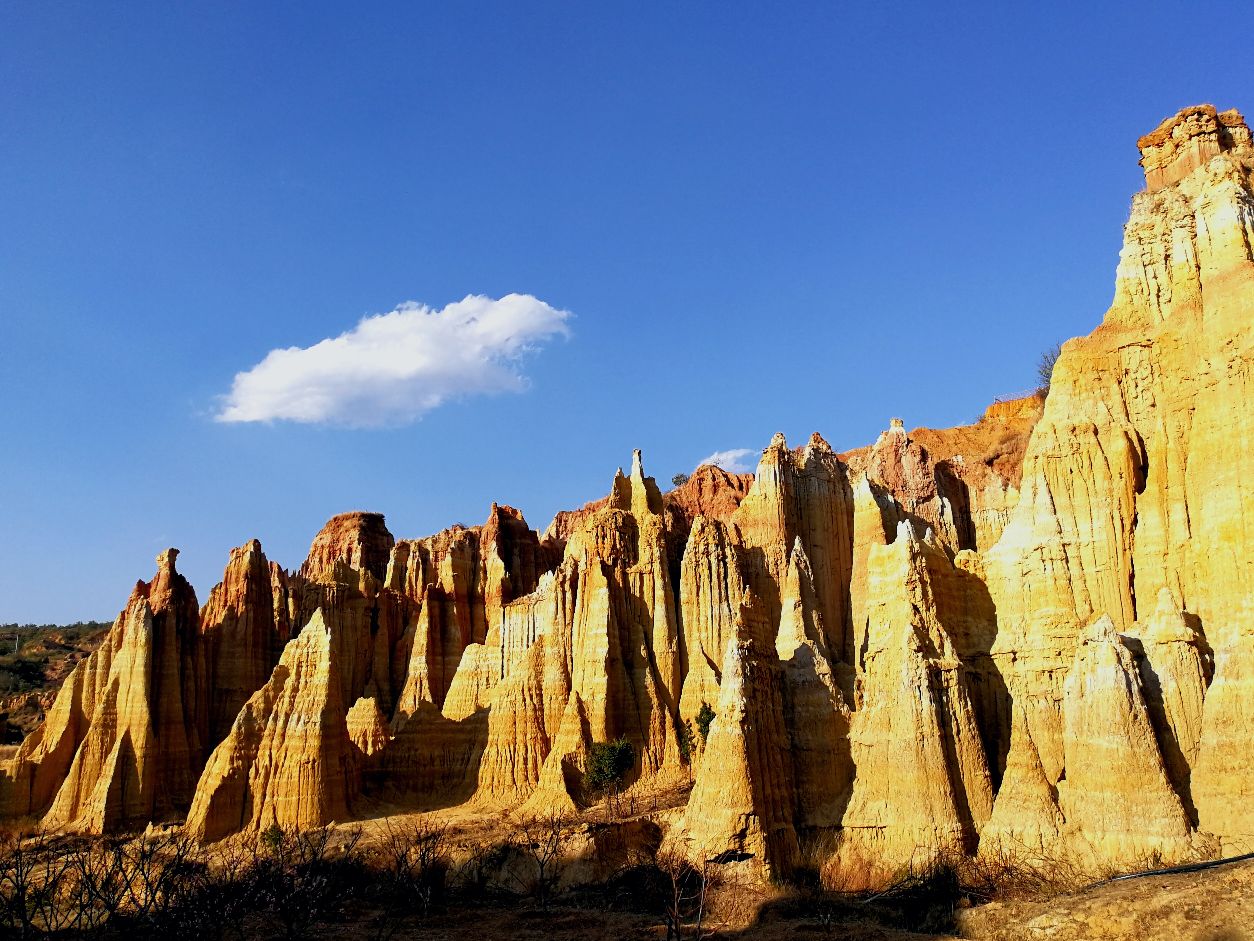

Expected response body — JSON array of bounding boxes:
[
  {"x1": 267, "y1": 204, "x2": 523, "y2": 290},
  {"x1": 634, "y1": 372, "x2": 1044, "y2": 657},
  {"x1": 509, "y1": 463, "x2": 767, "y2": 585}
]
[
  {"x1": 734, "y1": 584, "x2": 775, "y2": 647},
  {"x1": 146, "y1": 546, "x2": 198, "y2": 614},
  {"x1": 301, "y1": 511, "x2": 394, "y2": 582},
  {"x1": 852, "y1": 470, "x2": 875, "y2": 499},
  {"x1": 1079, "y1": 613, "x2": 1119, "y2": 646},
  {"x1": 685, "y1": 513, "x2": 714, "y2": 545},
  {"x1": 778, "y1": 538, "x2": 824, "y2": 657},
  {"x1": 747, "y1": 433, "x2": 792, "y2": 484},
  {"x1": 789, "y1": 534, "x2": 806, "y2": 564},
  {"x1": 873, "y1": 417, "x2": 909, "y2": 449},
  {"x1": 1154, "y1": 585, "x2": 1179, "y2": 616},
  {"x1": 481, "y1": 502, "x2": 529, "y2": 538},
  {"x1": 156, "y1": 548, "x2": 180, "y2": 574},
  {"x1": 1138, "y1": 104, "x2": 1252, "y2": 192},
  {"x1": 1145, "y1": 587, "x2": 1199, "y2": 644},
  {"x1": 609, "y1": 449, "x2": 663, "y2": 514},
  {"x1": 806, "y1": 431, "x2": 833, "y2": 453},
  {"x1": 303, "y1": 607, "x2": 332, "y2": 641},
  {"x1": 346, "y1": 696, "x2": 390, "y2": 757},
  {"x1": 893, "y1": 518, "x2": 920, "y2": 547},
  {"x1": 223, "y1": 539, "x2": 266, "y2": 569}
]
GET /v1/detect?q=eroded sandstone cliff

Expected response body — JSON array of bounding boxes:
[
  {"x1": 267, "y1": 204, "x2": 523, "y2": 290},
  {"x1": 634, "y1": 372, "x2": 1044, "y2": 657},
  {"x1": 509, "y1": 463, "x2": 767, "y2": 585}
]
[{"x1": 4, "y1": 104, "x2": 1252, "y2": 887}]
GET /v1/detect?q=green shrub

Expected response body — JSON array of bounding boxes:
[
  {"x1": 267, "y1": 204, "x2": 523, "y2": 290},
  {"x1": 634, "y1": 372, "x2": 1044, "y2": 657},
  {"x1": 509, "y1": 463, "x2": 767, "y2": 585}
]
[
  {"x1": 694, "y1": 702, "x2": 716, "y2": 744},
  {"x1": 676, "y1": 719, "x2": 696, "y2": 762},
  {"x1": 260, "y1": 824, "x2": 285, "y2": 855},
  {"x1": 584, "y1": 737, "x2": 636, "y2": 794}
]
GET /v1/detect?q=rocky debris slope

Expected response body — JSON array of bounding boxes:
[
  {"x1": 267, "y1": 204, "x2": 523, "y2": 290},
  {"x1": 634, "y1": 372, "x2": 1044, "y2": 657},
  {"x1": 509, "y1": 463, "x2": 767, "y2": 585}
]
[{"x1": 2, "y1": 104, "x2": 1252, "y2": 891}]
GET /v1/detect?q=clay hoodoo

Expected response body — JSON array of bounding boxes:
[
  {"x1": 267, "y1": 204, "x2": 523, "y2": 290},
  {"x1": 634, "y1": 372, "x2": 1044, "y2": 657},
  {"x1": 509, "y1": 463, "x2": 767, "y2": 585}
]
[
  {"x1": 664, "y1": 589, "x2": 801, "y2": 878},
  {"x1": 0, "y1": 550, "x2": 205, "y2": 831},
  {"x1": 983, "y1": 102, "x2": 1254, "y2": 860},
  {"x1": 186, "y1": 609, "x2": 354, "y2": 841},
  {"x1": 201, "y1": 539, "x2": 292, "y2": 746},
  {"x1": 3, "y1": 104, "x2": 1253, "y2": 883},
  {"x1": 826, "y1": 522, "x2": 993, "y2": 889}
]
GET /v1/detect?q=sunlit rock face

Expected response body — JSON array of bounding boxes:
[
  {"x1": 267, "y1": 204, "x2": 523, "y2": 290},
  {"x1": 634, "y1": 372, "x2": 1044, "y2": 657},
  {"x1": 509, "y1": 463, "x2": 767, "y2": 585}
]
[
  {"x1": 0, "y1": 550, "x2": 206, "y2": 831},
  {"x1": 186, "y1": 609, "x2": 354, "y2": 842},
  {"x1": 4, "y1": 105, "x2": 1253, "y2": 881},
  {"x1": 983, "y1": 102, "x2": 1254, "y2": 859}
]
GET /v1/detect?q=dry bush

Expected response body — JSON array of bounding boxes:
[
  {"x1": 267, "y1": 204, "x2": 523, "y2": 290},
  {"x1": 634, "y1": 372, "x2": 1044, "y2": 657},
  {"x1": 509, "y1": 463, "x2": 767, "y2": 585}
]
[
  {"x1": 360, "y1": 819, "x2": 453, "y2": 940},
  {"x1": 808, "y1": 841, "x2": 1124, "y2": 935},
  {"x1": 1036, "y1": 343, "x2": 1062, "y2": 395},
  {"x1": 236, "y1": 824, "x2": 367, "y2": 940},
  {"x1": 957, "y1": 844, "x2": 1094, "y2": 901},
  {"x1": 374, "y1": 818, "x2": 450, "y2": 913},
  {"x1": 449, "y1": 834, "x2": 512, "y2": 897},
  {"x1": 654, "y1": 849, "x2": 727, "y2": 940},
  {"x1": 0, "y1": 829, "x2": 216, "y2": 938},
  {"x1": 506, "y1": 811, "x2": 575, "y2": 911},
  {"x1": 704, "y1": 862, "x2": 768, "y2": 932},
  {"x1": 0, "y1": 830, "x2": 81, "y2": 937}
]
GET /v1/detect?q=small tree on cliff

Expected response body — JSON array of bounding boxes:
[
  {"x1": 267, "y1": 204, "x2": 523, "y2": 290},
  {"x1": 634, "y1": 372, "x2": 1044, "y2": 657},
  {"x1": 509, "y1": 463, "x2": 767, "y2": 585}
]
[
  {"x1": 672, "y1": 472, "x2": 691, "y2": 487},
  {"x1": 585, "y1": 737, "x2": 636, "y2": 818},
  {"x1": 1036, "y1": 343, "x2": 1062, "y2": 396},
  {"x1": 694, "y1": 702, "x2": 716, "y2": 745}
]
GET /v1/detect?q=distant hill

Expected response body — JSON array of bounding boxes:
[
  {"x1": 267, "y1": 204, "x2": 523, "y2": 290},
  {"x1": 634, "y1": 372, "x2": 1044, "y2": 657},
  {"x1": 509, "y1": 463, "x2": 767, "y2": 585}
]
[{"x1": 0, "y1": 621, "x2": 111, "y2": 742}]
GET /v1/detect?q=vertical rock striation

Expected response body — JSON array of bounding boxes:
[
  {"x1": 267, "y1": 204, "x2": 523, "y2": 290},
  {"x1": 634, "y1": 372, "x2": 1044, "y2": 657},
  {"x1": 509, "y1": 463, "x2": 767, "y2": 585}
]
[{"x1": 4, "y1": 104, "x2": 1253, "y2": 883}]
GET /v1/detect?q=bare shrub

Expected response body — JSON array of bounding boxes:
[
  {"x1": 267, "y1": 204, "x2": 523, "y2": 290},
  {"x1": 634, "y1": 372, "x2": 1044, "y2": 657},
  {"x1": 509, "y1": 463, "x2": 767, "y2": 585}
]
[
  {"x1": 450, "y1": 834, "x2": 511, "y2": 897},
  {"x1": 655, "y1": 849, "x2": 718, "y2": 940},
  {"x1": 1036, "y1": 343, "x2": 1062, "y2": 395},
  {"x1": 0, "y1": 830, "x2": 79, "y2": 937},
  {"x1": 0, "y1": 829, "x2": 218, "y2": 938},
  {"x1": 234, "y1": 824, "x2": 366, "y2": 940},
  {"x1": 507, "y1": 811, "x2": 574, "y2": 912},
  {"x1": 360, "y1": 818, "x2": 454, "y2": 939},
  {"x1": 375, "y1": 818, "x2": 450, "y2": 914}
]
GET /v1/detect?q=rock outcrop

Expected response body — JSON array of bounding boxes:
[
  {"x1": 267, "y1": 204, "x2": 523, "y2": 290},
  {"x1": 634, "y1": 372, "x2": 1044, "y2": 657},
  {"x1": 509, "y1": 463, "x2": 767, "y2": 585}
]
[
  {"x1": 201, "y1": 540, "x2": 292, "y2": 746},
  {"x1": 665, "y1": 590, "x2": 801, "y2": 878},
  {"x1": 1138, "y1": 103, "x2": 1251, "y2": 192},
  {"x1": 982, "y1": 102, "x2": 1254, "y2": 864},
  {"x1": 186, "y1": 609, "x2": 353, "y2": 841},
  {"x1": 827, "y1": 523, "x2": 992, "y2": 888},
  {"x1": 1056, "y1": 616, "x2": 1193, "y2": 866},
  {"x1": 0, "y1": 550, "x2": 205, "y2": 831},
  {"x1": 5, "y1": 104, "x2": 1253, "y2": 889}
]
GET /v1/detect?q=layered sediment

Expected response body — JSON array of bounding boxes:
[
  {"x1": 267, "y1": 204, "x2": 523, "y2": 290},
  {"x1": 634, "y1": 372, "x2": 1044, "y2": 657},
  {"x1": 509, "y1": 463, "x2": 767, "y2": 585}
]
[{"x1": 4, "y1": 104, "x2": 1252, "y2": 885}]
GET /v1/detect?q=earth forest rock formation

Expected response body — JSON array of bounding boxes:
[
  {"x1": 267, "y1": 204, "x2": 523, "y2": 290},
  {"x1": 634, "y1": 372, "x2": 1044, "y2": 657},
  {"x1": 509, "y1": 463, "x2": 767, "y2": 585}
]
[{"x1": 2, "y1": 104, "x2": 1252, "y2": 885}]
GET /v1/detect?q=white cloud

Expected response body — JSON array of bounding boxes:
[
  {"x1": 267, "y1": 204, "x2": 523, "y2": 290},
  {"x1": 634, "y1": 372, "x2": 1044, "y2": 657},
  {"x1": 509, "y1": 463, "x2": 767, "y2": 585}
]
[
  {"x1": 215, "y1": 293, "x2": 571, "y2": 426},
  {"x1": 697, "y1": 447, "x2": 758, "y2": 474}
]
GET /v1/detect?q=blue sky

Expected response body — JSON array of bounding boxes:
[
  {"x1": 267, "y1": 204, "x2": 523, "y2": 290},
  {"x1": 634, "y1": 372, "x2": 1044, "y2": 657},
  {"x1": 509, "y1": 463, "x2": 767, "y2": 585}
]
[{"x1": 2, "y1": 1, "x2": 1250, "y2": 621}]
